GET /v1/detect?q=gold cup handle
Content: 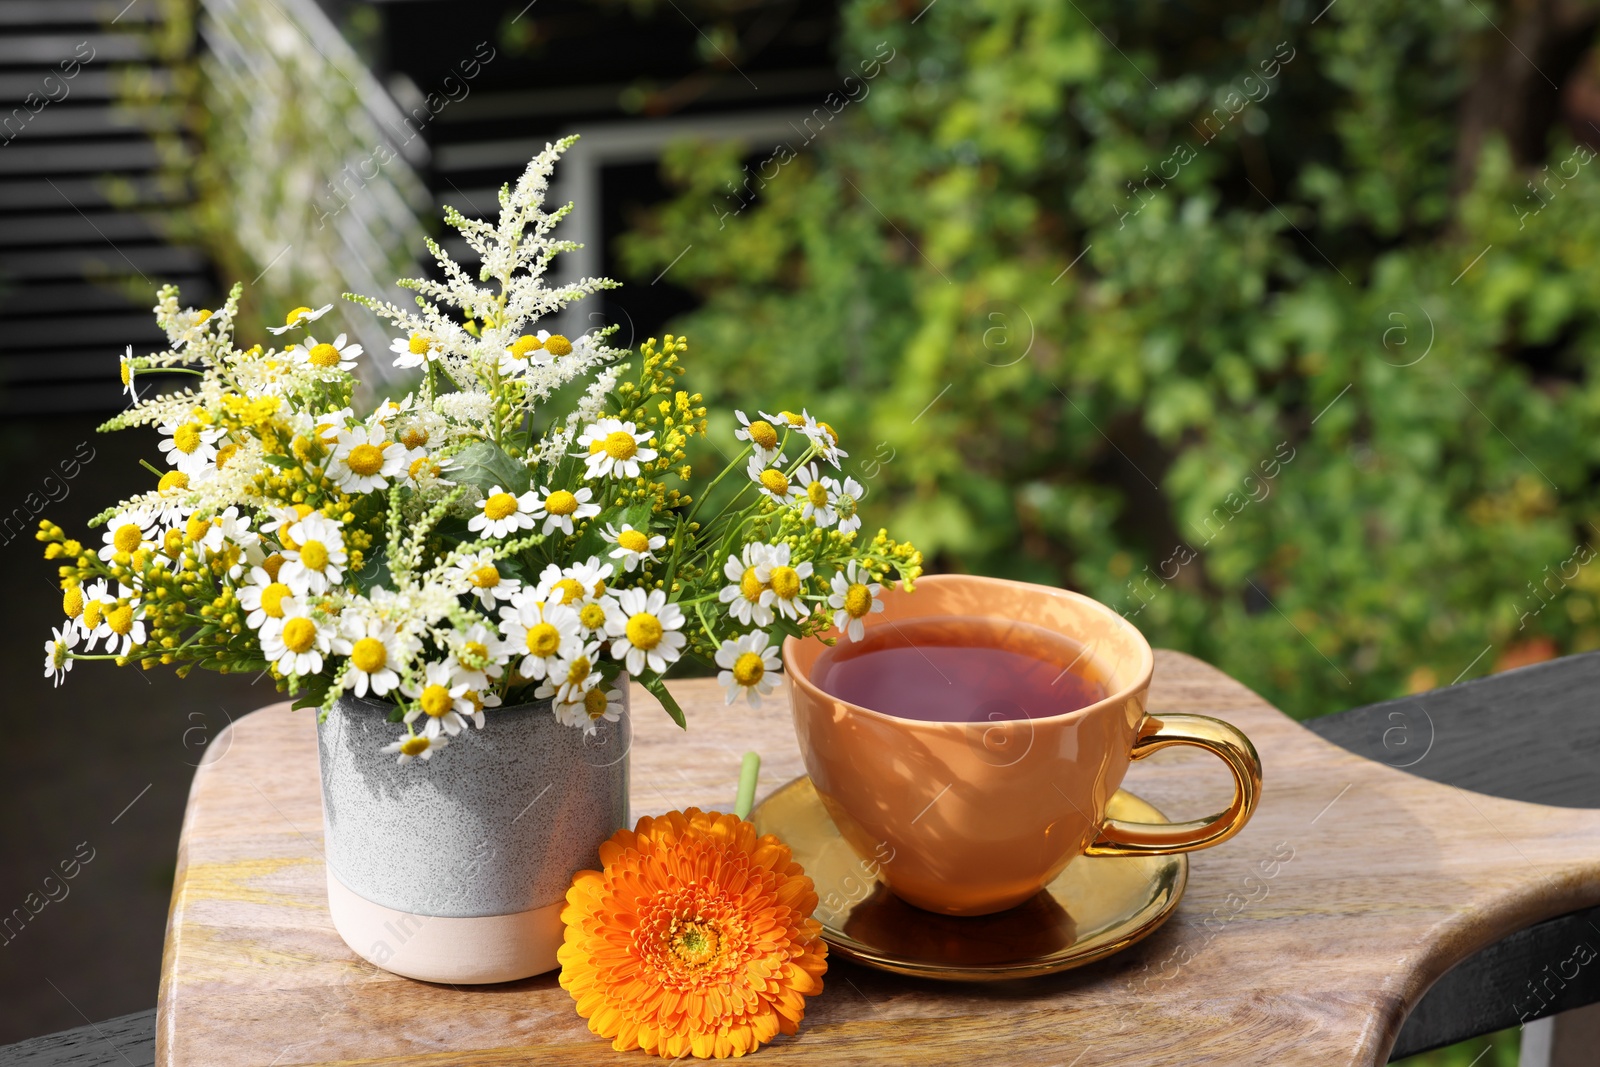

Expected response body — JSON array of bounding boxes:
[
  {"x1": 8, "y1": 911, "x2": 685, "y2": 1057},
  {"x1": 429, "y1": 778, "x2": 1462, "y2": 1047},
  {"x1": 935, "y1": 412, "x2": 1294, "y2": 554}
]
[{"x1": 1084, "y1": 713, "x2": 1263, "y2": 857}]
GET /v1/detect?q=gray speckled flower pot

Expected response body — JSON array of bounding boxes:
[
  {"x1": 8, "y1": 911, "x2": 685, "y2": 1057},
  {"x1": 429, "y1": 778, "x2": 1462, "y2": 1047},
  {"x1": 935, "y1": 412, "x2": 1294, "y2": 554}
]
[{"x1": 316, "y1": 691, "x2": 629, "y2": 983}]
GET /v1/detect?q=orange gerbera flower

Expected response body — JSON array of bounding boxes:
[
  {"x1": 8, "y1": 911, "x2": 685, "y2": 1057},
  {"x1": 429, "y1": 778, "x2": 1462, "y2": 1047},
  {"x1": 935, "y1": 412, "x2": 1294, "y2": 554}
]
[{"x1": 558, "y1": 808, "x2": 829, "y2": 1059}]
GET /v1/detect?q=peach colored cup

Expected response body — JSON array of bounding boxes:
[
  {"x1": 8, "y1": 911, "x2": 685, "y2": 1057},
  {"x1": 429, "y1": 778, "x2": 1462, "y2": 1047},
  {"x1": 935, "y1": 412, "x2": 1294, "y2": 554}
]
[{"x1": 783, "y1": 574, "x2": 1261, "y2": 916}]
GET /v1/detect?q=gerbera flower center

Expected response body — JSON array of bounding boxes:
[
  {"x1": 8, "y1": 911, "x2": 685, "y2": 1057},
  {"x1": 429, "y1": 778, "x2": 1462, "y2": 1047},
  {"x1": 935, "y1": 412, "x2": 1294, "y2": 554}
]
[
  {"x1": 584, "y1": 687, "x2": 609, "y2": 718},
  {"x1": 262, "y1": 553, "x2": 285, "y2": 581},
  {"x1": 299, "y1": 540, "x2": 329, "y2": 572},
  {"x1": 461, "y1": 641, "x2": 490, "y2": 667},
  {"x1": 50, "y1": 641, "x2": 69, "y2": 668},
  {"x1": 746, "y1": 419, "x2": 778, "y2": 449},
  {"x1": 668, "y1": 919, "x2": 725, "y2": 967},
  {"x1": 260, "y1": 582, "x2": 291, "y2": 618},
  {"x1": 400, "y1": 736, "x2": 429, "y2": 757},
  {"x1": 483, "y1": 492, "x2": 518, "y2": 520},
  {"x1": 526, "y1": 622, "x2": 562, "y2": 657},
  {"x1": 63, "y1": 587, "x2": 83, "y2": 617},
  {"x1": 186, "y1": 515, "x2": 210, "y2": 543},
  {"x1": 162, "y1": 528, "x2": 184, "y2": 558},
  {"x1": 603, "y1": 431, "x2": 638, "y2": 460},
  {"x1": 780, "y1": 410, "x2": 805, "y2": 426},
  {"x1": 509, "y1": 334, "x2": 543, "y2": 360},
  {"x1": 284, "y1": 306, "x2": 311, "y2": 327},
  {"x1": 617, "y1": 529, "x2": 650, "y2": 553},
  {"x1": 566, "y1": 656, "x2": 592, "y2": 684},
  {"x1": 732, "y1": 652, "x2": 765, "y2": 687},
  {"x1": 351, "y1": 637, "x2": 387, "y2": 673},
  {"x1": 408, "y1": 333, "x2": 431, "y2": 355},
  {"x1": 106, "y1": 604, "x2": 134, "y2": 636},
  {"x1": 113, "y1": 523, "x2": 143, "y2": 554},
  {"x1": 308, "y1": 343, "x2": 341, "y2": 368},
  {"x1": 579, "y1": 603, "x2": 607, "y2": 630},
  {"x1": 739, "y1": 566, "x2": 764, "y2": 601},
  {"x1": 216, "y1": 443, "x2": 238, "y2": 470},
  {"x1": 552, "y1": 577, "x2": 584, "y2": 603},
  {"x1": 545, "y1": 490, "x2": 579, "y2": 516},
  {"x1": 769, "y1": 565, "x2": 801, "y2": 600},
  {"x1": 159, "y1": 470, "x2": 188, "y2": 492},
  {"x1": 346, "y1": 443, "x2": 385, "y2": 476},
  {"x1": 409, "y1": 457, "x2": 436, "y2": 480},
  {"x1": 420, "y1": 684, "x2": 454, "y2": 717},
  {"x1": 120, "y1": 362, "x2": 131, "y2": 386},
  {"x1": 83, "y1": 601, "x2": 104, "y2": 630},
  {"x1": 543, "y1": 334, "x2": 573, "y2": 357},
  {"x1": 844, "y1": 583, "x2": 873, "y2": 617},
  {"x1": 818, "y1": 420, "x2": 839, "y2": 444},
  {"x1": 759, "y1": 469, "x2": 789, "y2": 495},
  {"x1": 626, "y1": 612, "x2": 663, "y2": 649},
  {"x1": 281, "y1": 617, "x2": 317, "y2": 653},
  {"x1": 400, "y1": 426, "x2": 429, "y2": 448},
  {"x1": 173, "y1": 423, "x2": 202, "y2": 454},
  {"x1": 806, "y1": 480, "x2": 828, "y2": 507},
  {"x1": 470, "y1": 565, "x2": 500, "y2": 588}
]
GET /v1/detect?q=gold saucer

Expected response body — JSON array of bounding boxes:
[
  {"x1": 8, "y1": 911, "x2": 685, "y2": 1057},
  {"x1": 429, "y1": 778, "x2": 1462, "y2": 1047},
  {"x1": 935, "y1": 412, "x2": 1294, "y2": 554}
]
[{"x1": 750, "y1": 776, "x2": 1188, "y2": 981}]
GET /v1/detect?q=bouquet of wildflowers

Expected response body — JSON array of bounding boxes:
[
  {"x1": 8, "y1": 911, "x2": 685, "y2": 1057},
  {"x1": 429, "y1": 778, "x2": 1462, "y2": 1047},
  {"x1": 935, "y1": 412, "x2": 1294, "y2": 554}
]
[{"x1": 38, "y1": 138, "x2": 921, "y2": 764}]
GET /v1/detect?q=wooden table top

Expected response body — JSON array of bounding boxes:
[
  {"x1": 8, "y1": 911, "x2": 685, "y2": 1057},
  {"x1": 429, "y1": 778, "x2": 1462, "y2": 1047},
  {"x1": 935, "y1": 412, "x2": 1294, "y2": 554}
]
[{"x1": 156, "y1": 650, "x2": 1600, "y2": 1066}]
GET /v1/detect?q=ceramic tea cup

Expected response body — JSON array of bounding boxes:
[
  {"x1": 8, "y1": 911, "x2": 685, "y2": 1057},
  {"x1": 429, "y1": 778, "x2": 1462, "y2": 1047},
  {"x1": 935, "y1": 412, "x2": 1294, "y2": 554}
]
[{"x1": 783, "y1": 574, "x2": 1261, "y2": 916}]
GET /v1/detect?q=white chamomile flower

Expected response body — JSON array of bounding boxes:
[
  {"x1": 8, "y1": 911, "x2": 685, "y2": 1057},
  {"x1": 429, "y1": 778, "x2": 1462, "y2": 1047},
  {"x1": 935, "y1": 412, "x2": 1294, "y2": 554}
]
[
  {"x1": 716, "y1": 630, "x2": 782, "y2": 707},
  {"x1": 499, "y1": 599, "x2": 583, "y2": 680},
  {"x1": 403, "y1": 662, "x2": 473, "y2": 739},
  {"x1": 76, "y1": 579, "x2": 117, "y2": 650},
  {"x1": 800, "y1": 417, "x2": 847, "y2": 468},
  {"x1": 43, "y1": 624, "x2": 77, "y2": 687},
  {"x1": 747, "y1": 455, "x2": 803, "y2": 505},
  {"x1": 259, "y1": 599, "x2": 330, "y2": 676},
  {"x1": 734, "y1": 410, "x2": 784, "y2": 465},
  {"x1": 446, "y1": 621, "x2": 509, "y2": 689},
  {"x1": 119, "y1": 345, "x2": 137, "y2": 399},
  {"x1": 605, "y1": 587, "x2": 687, "y2": 675},
  {"x1": 292, "y1": 333, "x2": 363, "y2": 376},
  {"x1": 333, "y1": 613, "x2": 418, "y2": 698},
  {"x1": 390, "y1": 331, "x2": 439, "y2": 368},
  {"x1": 535, "y1": 642, "x2": 603, "y2": 707},
  {"x1": 100, "y1": 596, "x2": 146, "y2": 658},
  {"x1": 468, "y1": 485, "x2": 539, "y2": 539},
  {"x1": 529, "y1": 484, "x2": 599, "y2": 536},
  {"x1": 602, "y1": 523, "x2": 665, "y2": 572},
  {"x1": 328, "y1": 425, "x2": 407, "y2": 494},
  {"x1": 794, "y1": 463, "x2": 837, "y2": 527},
  {"x1": 238, "y1": 565, "x2": 295, "y2": 630},
  {"x1": 553, "y1": 683, "x2": 624, "y2": 735},
  {"x1": 498, "y1": 331, "x2": 569, "y2": 375},
  {"x1": 831, "y1": 475, "x2": 866, "y2": 535},
  {"x1": 577, "y1": 418, "x2": 658, "y2": 480},
  {"x1": 718, "y1": 542, "x2": 776, "y2": 626},
  {"x1": 198, "y1": 506, "x2": 260, "y2": 579},
  {"x1": 829, "y1": 561, "x2": 885, "y2": 642},
  {"x1": 382, "y1": 732, "x2": 447, "y2": 765},
  {"x1": 538, "y1": 556, "x2": 613, "y2": 608},
  {"x1": 448, "y1": 550, "x2": 523, "y2": 608},
  {"x1": 98, "y1": 509, "x2": 155, "y2": 561},
  {"x1": 267, "y1": 303, "x2": 332, "y2": 334},
  {"x1": 279, "y1": 513, "x2": 347, "y2": 594},
  {"x1": 156, "y1": 418, "x2": 224, "y2": 477},
  {"x1": 756, "y1": 542, "x2": 813, "y2": 621}
]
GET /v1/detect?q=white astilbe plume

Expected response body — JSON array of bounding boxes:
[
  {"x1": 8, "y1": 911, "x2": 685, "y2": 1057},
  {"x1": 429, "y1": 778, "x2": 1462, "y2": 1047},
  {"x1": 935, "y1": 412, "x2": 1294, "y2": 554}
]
[{"x1": 347, "y1": 136, "x2": 625, "y2": 441}]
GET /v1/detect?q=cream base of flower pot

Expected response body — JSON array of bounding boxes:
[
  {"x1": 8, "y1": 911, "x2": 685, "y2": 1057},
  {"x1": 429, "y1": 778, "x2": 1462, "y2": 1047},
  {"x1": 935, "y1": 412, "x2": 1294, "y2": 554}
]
[{"x1": 326, "y1": 870, "x2": 564, "y2": 984}]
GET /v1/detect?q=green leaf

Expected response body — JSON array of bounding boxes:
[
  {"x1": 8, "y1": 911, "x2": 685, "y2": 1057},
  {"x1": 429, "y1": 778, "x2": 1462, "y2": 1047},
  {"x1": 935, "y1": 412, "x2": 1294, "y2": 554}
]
[
  {"x1": 261, "y1": 454, "x2": 296, "y2": 469},
  {"x1": 442, "y1": 441, "x2": 530, "y2": 494},
  {"x1": 349, "y1": 546, "x2": 393, "y2": 595},
  {"x1": 642, "y1": 675, "x2": 688, "y2": 730},
  {"x1": 291, "y1": 673, "x2": 333, "y2": 712}
]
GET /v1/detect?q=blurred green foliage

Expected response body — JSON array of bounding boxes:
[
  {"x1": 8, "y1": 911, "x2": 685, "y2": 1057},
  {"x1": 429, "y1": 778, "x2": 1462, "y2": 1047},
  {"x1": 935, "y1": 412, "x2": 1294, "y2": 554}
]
[{"x1": 619, "y1": 0, "x2": 1600, "y2": 720}]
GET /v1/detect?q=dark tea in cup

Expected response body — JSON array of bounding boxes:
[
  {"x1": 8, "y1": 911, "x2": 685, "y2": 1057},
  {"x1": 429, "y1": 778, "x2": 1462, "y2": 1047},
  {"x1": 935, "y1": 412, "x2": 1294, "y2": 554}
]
[{"x1": 810, "y1": 615, "x2": 1108, "y2": 723}]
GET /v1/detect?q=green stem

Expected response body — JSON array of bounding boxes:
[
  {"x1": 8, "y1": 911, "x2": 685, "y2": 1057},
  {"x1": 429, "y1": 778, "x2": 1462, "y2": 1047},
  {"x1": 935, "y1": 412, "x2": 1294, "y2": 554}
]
[
  {"x1": 684, "y1": 443, "x2": 752, "y2": 527},
  {"x1": 734, "y1": 752, "x2": 761, "y2": 819}
]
